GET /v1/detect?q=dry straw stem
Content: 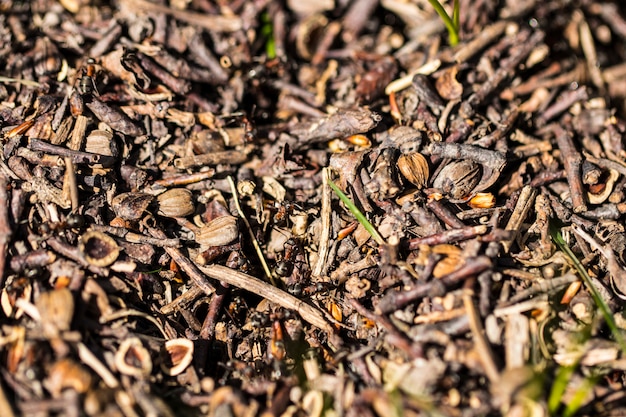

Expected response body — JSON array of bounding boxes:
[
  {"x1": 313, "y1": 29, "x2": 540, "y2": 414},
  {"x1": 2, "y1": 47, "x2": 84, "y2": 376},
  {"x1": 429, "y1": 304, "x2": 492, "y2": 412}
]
[
  {"x1": 312, "y1": 168, "x2": 333, "y2": 277},
  {"x1": 197, "y1": 264, "x2": 334, "y2": 334}
]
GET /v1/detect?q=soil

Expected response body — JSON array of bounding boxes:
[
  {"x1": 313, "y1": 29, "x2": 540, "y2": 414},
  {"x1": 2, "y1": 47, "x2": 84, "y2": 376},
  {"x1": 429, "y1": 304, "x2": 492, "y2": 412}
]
[{"x1": 1, "y1": 0, "x2": 626, "y2": 416}]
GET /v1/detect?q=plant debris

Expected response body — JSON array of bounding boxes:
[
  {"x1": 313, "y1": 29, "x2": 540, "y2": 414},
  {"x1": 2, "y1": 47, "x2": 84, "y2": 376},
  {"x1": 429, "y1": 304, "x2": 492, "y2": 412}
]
[{"x1": 2, "y1": 1, "x2": 626, "y2": 416}]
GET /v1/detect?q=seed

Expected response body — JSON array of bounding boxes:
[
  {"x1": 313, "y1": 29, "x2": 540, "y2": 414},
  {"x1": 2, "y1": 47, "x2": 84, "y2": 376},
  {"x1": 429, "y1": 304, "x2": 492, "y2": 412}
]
[
  {"x1": 157, "y1": 188, "x2": 195, "y2": 217},
  {"x1": 397, "y1": 152, "x2": 429, "y2": 189}
]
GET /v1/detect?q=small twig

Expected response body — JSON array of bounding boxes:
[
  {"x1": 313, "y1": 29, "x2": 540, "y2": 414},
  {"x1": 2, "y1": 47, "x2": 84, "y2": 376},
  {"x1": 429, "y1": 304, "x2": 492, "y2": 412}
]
[
  {"x1": 407, "y1": 225, "x2": 488, "y2": 250},
  {"x1": 197, "y1": 264, "x2": 334, "y2": 333},
  {"x1": 63, "y1": 157, "x2": 79, "y2": 212},
  {"x1": 123, "y1": 0, "x2": 242, "y2": 32},
  {"x1": 552, "y1": 125, "x2": 587, "y2": 213},
  {"x1": 502, "y1": 185, "x2": 537, "y2": 253},
  {"x1": 312, "y1": 168, "x2": 332, "y2": 277},
  {"x1": 76, "y1": 342, "x2": 119, "y2": 389},
  {"x1": 348, "y1": 297, "x2": 423, "y2": 359},
  {"x1": 550, "y1": 223, "x2": 626, "y2": 352},
  {"x1": 462, "y1": 281, "x2": 500, "y2": 384},
  {"x1": 100, "y1": 309, "x2": 169, "y2": 339},
  {"x1": 0, "y1": 174, "x2": 11, "y2": 287}
]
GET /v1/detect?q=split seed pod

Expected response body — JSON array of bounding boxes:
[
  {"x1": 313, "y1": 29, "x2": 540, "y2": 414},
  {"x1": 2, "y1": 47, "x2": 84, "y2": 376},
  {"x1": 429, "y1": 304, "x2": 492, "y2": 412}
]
[
  {"x1": 162, "y1": 338, "x2": 194, "y2": 376},
  {"x1": 157, "y1": 188, "x2": 195, "y2": 217},
  {"x1": 111, "y1": 192, "x2": 155, "y2": 221},
  {"x1": 79, "y1": 230, "x2": 120, "y2": 267},
  {"x1": 397, "y1": 152, "x2": 429, "y2": 189},
  {"x1": 432, "y1": 160, "x2": 481, "y2": 200},
  {"x1": 196, "y1": 215, "x2": 239, "y2": 247},
  {"x1": 115, "y1": 337, "x2": 153, "y2": 377}
]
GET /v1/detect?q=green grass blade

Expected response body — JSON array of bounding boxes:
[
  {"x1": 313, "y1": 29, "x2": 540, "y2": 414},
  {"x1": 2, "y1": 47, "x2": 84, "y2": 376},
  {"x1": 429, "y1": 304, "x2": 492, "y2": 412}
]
[
  {"x1": 562, "y1": 373, "x2": 600, "y2": 417},
  {"x1": 452, "y1": 0, "x2": 460, "y2": 34},
  {"x1": 261, "y1": 13, "x2": 276, "y2": 59},
  {"x1": 427, "y1": 0, "x2": 459, "y2": 46},
  {"x1": 327, "y1": 179, "x2": 384, "y2": 245},
  {"x1": 549, "y1": 222, "x2": 626, "y2": 352},
  {"x1": 548, "y1": 364, "x2": 575, "y2": 414}
]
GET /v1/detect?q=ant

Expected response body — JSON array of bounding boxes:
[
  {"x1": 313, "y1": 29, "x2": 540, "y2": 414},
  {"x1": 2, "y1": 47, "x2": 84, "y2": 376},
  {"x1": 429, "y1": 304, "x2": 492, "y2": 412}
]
[
  {"x1": 37, "y1": 213, "x2": 85, "y2": 235},
  {"x1": 264, "y1": 200, "x2": 299, "y2": 225},
  {"x1": 78, "y1": 58, "x2": 98, "y2": 96},
  {"x1": 273, "y1": 237, "x2": 310, "y2": 296}
]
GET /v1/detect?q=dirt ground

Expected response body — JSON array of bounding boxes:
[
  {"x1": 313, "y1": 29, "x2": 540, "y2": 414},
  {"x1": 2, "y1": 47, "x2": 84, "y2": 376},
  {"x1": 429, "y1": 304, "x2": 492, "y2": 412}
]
[{"x1": 2, "y1": 0, "x2": 626, "y2": 416}]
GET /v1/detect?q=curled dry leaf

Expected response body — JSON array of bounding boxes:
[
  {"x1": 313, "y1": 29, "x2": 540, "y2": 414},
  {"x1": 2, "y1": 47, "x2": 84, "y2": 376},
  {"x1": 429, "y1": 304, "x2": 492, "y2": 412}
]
[
  {"x1": 195, "y1": 215, "x2": 239, "y2": 247},
  {"x1": 157, "y1": 188, "x2": 195, "y2": 217},
  {"x1": 162, "y1": 338, "x2": 194, "y2": 376},
  {"x1": 79, "y1": 230, "x2": 120, "y2": 267},
  {"x1": 435, "y1": 65, "x2": 463, "y2": 101},
  {"x1": 115, "y1": 337, "x2": 153, "y2": 377},
  {"x1": 397, "y1": 152, "x2": 429, "y2": 189}
]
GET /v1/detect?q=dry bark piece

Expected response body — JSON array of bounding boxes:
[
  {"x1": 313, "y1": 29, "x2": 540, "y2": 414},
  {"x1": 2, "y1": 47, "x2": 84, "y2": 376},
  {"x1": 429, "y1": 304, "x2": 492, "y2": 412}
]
[
  {"x1": 84, "y1": 129, "x2": 115, "y2": 156},
  {"x1": 157, "y1": 188, "x2": 195, "y2": 217},
  {"x1": 161, "y1": 338, "x2": 194, "y2": 376},
  {"x1": 78, "y1": 231, "x2": 120, "y2": 267}
]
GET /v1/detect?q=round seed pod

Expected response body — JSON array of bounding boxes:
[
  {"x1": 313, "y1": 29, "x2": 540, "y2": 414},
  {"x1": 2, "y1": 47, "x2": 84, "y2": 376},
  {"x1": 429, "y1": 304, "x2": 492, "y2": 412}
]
[
  {"x1": 195, "y1": 215, "x2": 239, "y2": 247},
  {"x1": 432, "y1": 160, "x2": 481, "y2": 200},
  {"x1": 161, "y1": 338, "x2": 194, "y2": 376},
  {"x1": 115, "y1": 337, "x2": 153, "y2": 377},
  {"x1": 157, "y1": 188, "x2": 195, "y2": 217}
]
